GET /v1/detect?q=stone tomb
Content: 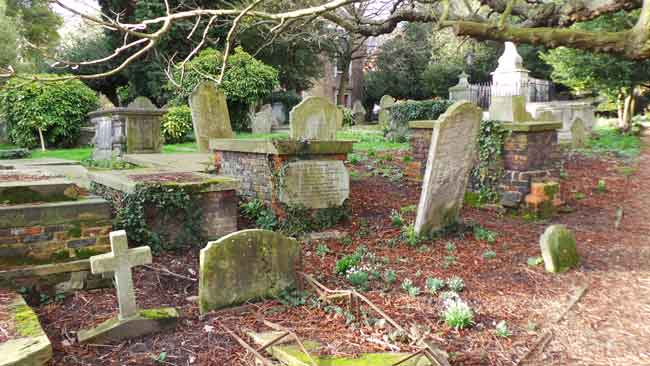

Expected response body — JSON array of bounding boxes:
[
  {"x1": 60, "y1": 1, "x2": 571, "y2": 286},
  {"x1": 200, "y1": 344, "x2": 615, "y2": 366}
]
[
  {"x1": 414, "y1": 102, "x2": 482, "y2": 235},
  {"x1": 89, "y1": 97, "x2": 165, "y2": 160},
  {"x1": 199, "y1": 229, "x2": 300, "y2": 313},
  {"x1": 0, "y1": 292, "x2": 52, "y2": 366},
  {"x1": 89, "y1": 170, "x2": 239, "y2": 244},
  {"x1": 290, "y1": 96, "x2": 342, "y2": 140},
  {"x1": 210, "y1": 139, "x2": 353, "y2": 209},
  {"x1": 77, "y1": 231, "x2": 178, "y2": 343},
  {"x1": 189, "y1": 81, "x2": 234, "y2": 152}
]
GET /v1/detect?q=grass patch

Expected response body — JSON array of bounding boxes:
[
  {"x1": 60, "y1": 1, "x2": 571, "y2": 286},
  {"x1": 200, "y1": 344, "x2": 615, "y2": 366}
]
[
  {"x1": 162, "y1": 142, "x2": 198, "y2": 153},
  {"x1": 30, "y1": 147, "x2": 92, "y2": 161},
  {"x1": 581, "y1": 127, "x2": 641, "y2": 158},
  {"x1": 337, "y1": 128, "x2": 408, "y2": 152}
]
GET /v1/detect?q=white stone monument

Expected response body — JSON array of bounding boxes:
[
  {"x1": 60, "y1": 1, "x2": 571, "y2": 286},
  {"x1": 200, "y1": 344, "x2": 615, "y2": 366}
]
[{"x1": 77, "y1": 230, "x2": 178, "y2": 343}]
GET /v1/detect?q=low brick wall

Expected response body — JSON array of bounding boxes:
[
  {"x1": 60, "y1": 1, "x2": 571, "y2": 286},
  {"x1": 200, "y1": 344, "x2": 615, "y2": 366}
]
[
  {"x1": 92, "y1": 182, "x2": 238, "y2": 241},
  {"x1": 0, "y1": 198, "x2": 112, "y2": 268},
  {"x1": 408, "y1": 121, "x2": 435, "y2": 179}
]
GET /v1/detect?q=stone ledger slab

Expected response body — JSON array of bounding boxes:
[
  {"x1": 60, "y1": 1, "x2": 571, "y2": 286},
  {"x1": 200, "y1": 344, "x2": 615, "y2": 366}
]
[
  {"x1": 0, "y1": 294, "x2": 52, "y2": 366},
  {"x1": 278, "y1": 160, "x2": 349, "y2": 209},
  {"x1": 199, "y1": 229, "x2": 300, "y2": 314},
  {"x1": 414, "y1": 101, "x2": 482, "y2": 235},
  {"x1": 247, "y1": 331, "x2": 433, "y2": 366}
]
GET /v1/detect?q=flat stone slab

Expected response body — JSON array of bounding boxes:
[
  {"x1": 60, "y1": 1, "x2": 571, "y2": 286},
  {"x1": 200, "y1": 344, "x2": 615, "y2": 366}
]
[
  {"x1": 77, "y1": 307, "x2": 179, "y2": 344},
  {"x1": 247, "y1": 331, "x2": 432, "y2": 366},
  {"x1": 122, "y1": 153, "x2": 213, "y2": 172},
  {"x1": 0, "y1": 293, "x2": 52, "y2": 366},
  {"x1": 88, "y1": 169, "x2": 239, "y2": 194}
]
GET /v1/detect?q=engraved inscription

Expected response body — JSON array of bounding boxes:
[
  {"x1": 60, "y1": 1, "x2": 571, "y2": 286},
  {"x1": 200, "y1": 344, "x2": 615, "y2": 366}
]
[{"x1": 279, "y1": 160, "x2": 349, "y2": 209}]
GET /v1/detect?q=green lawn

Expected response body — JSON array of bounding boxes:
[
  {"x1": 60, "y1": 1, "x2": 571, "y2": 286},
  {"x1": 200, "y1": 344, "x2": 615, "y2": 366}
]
[
  {"x1": 0, "y1": 126, "x2": 406, "y2": 161},
  {"x1": 582, "y1": 126, "x2": 641, "y2": 158}
]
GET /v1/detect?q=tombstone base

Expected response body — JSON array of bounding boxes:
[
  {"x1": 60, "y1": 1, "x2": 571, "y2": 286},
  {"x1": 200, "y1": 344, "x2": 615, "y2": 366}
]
[{"x1": 77, "y1": 307, "x2": 178, "y2": 344}]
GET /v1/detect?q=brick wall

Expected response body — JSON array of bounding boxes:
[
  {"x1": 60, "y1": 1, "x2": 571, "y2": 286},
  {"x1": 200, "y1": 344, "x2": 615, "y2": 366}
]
[
  {"x1": 0, "y1": 199, "x2": 112, "y2": 268},
  {"x1": 499, "y1": 129, "x2": 561, "y2": 206},
  {"x1": 217, "y1": 151, "x2": 275, "y2": 201},
  {"x1": 409, "y1": 128, "x2": 432, "y2": 179}
]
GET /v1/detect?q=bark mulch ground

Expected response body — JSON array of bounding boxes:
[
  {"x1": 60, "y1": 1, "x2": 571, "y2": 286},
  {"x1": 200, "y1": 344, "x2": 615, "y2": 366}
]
[{"x1": 37, "y1": 141, "x2": 649, "y2": 366}]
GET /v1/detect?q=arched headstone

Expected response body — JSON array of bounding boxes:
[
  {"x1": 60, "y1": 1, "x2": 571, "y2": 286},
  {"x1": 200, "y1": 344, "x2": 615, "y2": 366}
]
[{"x1": 189, "y1": 81, "x2": 234, "y2": 152}]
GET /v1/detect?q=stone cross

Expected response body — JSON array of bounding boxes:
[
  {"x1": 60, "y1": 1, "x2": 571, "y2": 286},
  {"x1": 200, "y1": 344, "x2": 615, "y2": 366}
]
[{"x1": 90, "y1": 230, "x2": 152, "y2": 320}]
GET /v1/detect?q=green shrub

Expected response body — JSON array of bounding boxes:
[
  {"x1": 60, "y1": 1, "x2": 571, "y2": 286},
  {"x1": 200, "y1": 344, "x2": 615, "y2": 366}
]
[
  {"x1": 335, "y1": 253, "x2": 362, "y2": 275},
  {"x1": 340, "y1": 107, "x2": 354, "y2": 127},
  {"x1": 0, "y1": 75, "x2": 98, "y2": 148},
  {"x1": 388, "y1": 99, "x2": 453, "y2": 141},
  {"x1": 167, "y1": 47, "x2": 279, "y2": 131},
  {"x1": 474, "y1": 225, "x2": 497, "y2": 243},
  {"x1": 390, "y1": 209, "x2": 403, "y2": 227},
  {"x1": 347, "y1": 270, "x2": 369, "y2": 290},
  {"x1": 425, "y1": 277, "x2": 445, "y2": 294},
  {"x1": 161, "y1": 105, "x2": 193, "y2": 143},
  {"x1": 401, "y1": 278, "x2": 421, "y2": 297}
]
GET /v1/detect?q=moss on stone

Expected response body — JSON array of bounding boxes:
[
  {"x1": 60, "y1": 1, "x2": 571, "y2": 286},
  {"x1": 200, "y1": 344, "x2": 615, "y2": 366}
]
[
  {"x1": 138, "y1": 308, "x2": 178, "y2": 320},
  {"x1": 12, "y1": 303, "x2": 43, "y2": 338},
  {"x1": 74, "y1": 248, "x2": 104, "y2": 259},
  {"x1": 51, "y1": 250, "x2": 70, "y2": 262},
  {"x1": 0, "y1": 187, "x2": 76, "y2": 205},
  {"x1": 543, "y1": 182, "x2": 560, "y2": 199},
  {"x1": 67, "y1": 222, "x2": 82, "y2": 238}
]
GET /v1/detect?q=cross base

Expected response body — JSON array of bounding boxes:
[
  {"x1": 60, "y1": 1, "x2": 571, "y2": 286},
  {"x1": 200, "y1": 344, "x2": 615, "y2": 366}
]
[{"x1": 77, "y1": 307, "x2": 178, "y2": 344}]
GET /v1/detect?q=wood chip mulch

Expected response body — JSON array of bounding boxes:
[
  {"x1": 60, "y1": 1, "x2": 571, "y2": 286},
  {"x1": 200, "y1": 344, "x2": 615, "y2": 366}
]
[{"x1": 33, "y1": 143, "x2": 650, "y2": 366}]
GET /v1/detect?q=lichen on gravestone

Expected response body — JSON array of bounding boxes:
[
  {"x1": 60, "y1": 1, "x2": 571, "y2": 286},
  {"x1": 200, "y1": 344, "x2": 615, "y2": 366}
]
[{"x1": 539, "y1": 224, "x2": 580, "y2": 273}]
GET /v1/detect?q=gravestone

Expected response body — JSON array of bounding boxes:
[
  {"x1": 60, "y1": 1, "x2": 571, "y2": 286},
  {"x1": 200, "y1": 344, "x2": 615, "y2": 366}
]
[
  {"x1": 414, "y1": 101, "x2": 482, "y2": 235},
  {"x1": 189, "y1": 81, "x2": 234, "y2": 152},
  {"x1": 199, "y1": 229, "x2": 300, "y2": 314},
  {"x1": 378, "y1": 95, "x2": 395, "y2": 127},
  {"x1": 571, "y1": 118, "x2": 587, "y2": 148},
  {"x1": 540, "y1": 225, "x2": 580, "y2": 273},
  {"x1": 271, "y1": 102, "x2": 287, "y2": 128},
  {"x1": 352, "y1": 100, "x2": 366, "y2": 124},
  {"x1": 289, "y1": 96, "x2": 340, "y2": 140},
  {"x1": 252, "y1": 104, "x2": 274, "y2": 134},
  {"x1": 278, "y1": 160, "x2": 350, "y2": 209},
  {"x1": 125, "y1": 97, "x2": 164, "y2": 154},
  {"x1": 77, "y1": 230, "x2": 178, "y2": 343},
  {"x1": 98, "y1": 93, "x2": 115, "y2": 109}
]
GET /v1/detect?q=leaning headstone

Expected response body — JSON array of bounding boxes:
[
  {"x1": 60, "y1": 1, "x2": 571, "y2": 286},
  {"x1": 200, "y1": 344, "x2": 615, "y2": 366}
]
[
  {"x1": 378, "y1": 95, "x2": 395, "y2": 127},
  {"x1": 252, "y1": 104, "x2": 274, "y2": 134},
  {"x1": 289, "y1": 96, "x2": 340, "y2": 140},
  {"x1": 77, "y1": 230, "x2": 178, "y2": 343},
  {"x1": 352, "y1": 100, "x2": 366, "y2": 124},
  {"x1": 414, "y1": 101, "x2": 482, "y2": 235},
  {"x1": 540, "y1": 225, "x2": 580, "y2": 273},
  {"x1": 571, "y1": 118, "x2": 587, "y2": 148},
  {"x1": 199, "y1": 229, "x2": 300, "y2": 314},
  {"x1": 189, "y1": 81, "x2": 234, "y2": 152}
]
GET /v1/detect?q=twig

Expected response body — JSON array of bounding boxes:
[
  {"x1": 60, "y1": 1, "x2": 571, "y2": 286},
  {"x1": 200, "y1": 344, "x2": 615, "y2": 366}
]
[
  {"x1": 142, "y1": 264, "x2": 196, "y2": 282},
  {"x1": 553, "y1": 285, "x2": 588, "y2": 324},
  {"x1": 220, "y1": 324, "x2": 275, "y2": 366}
]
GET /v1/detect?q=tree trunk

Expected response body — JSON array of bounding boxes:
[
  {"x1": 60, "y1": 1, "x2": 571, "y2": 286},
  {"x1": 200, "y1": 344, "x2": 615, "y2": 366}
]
[
  {"x1": 336, "y1": 58, "x2": 351, "y2": 107},
  {"x1": 620, "y1": 91, "x2": 634, "y2": 132},
  {"x1": 38, "y1": 128, "x2": 46, "y2": 151}
]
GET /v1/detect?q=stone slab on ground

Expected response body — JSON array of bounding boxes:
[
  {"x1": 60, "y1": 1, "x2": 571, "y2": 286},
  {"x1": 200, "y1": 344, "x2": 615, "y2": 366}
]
[
  {"x1": 540, "y1": 224, "x2": 580, "y2": 273},
  {"x1": 247, "y1": 331, "x2": 432, "y2": 366},
  {"x1": 199, "y1": 229, "x2": 300, "y2": 314},
  {"x1": 0, "y1": 293, "x2": 52, "y2": 366},
  {"x1": 77, "y1": 308, "x2": 179, "y2": 344},
  {"x1": 122, "y1": 153, "x2": 213, "y2": 172}
]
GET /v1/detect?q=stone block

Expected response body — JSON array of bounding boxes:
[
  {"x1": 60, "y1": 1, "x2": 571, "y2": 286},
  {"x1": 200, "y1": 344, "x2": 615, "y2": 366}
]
[
  {"x1": 500, "y1": 191, "x2": 522, "y2": 208},
  {"x1": 0, "y1": 294, "x2": 52, "y2": 366}
]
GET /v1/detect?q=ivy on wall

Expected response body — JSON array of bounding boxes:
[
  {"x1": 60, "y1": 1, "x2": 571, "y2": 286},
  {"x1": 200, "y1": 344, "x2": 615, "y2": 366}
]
[
  {"x1": 114, "y1": 184, "x2": 204, "y2": 253},
  {"x1": 469, "y1": 119, "x2": 510, "y2": 204}
]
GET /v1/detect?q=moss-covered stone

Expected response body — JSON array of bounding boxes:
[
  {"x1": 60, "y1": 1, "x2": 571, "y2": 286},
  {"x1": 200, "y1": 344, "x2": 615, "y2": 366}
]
[
  {"x1": 77, "y1": 307, "x2": 178, "y2": 344},
  {"x1": 199, "y1": 229, "x2": 300, "y2": 314},
  {"x1": 540, "y1": 225, "x2": 580, "y2": 273},
  {"x1": 0, "y1": 293, "x2": 52, "y2": 366}
]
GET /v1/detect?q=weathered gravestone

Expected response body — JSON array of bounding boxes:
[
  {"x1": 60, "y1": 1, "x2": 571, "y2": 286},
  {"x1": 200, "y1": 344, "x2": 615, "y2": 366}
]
[
  {"x1": 414, "y1": 101, "x2": 482, "y2": 235},
  {"x1": 199, "y1": 229, "x2": 300, "y2": 314},
  {"x1": 378, "y1": 95, "x2": 395, "y2": 127},
  {"x1": 77, "y1": 230, "x2": 178, "y2": 343},
  {"x1": 252, "y1": 104, "x2": 274, "y2": 134},
  {"x1": 189, "y1": 81, "x2": 234, "y2": 152},
  {"x1": 540, "y1": 225, "x2": 580, "y2": 273},
  {"x1": 571, "y1": 118, "x2": 587, "y2": 148},
  {"x1": 271, "y1": 102, "x2": 287, "y2": 128},
  {"x1": 98, "y1": 93, "x2": 115, "y2": 109},
  {"x1": 352, "y1": 100, "x2": 367, "y2": 125},
  {"x1": 278, "y1": 160, "x2": 350, "y2": 209},
  {"x1": 289, "y1": 96, "x2": 341, "y2": 140}
]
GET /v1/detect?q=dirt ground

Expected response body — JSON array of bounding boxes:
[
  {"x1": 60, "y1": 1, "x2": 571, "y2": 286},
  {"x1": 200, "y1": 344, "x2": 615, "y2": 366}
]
[{"x1": 37, "y1": 138, "x2": 650, "y2": 366}]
